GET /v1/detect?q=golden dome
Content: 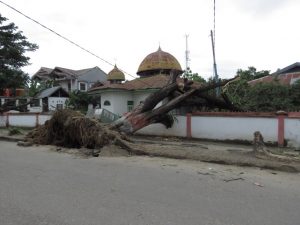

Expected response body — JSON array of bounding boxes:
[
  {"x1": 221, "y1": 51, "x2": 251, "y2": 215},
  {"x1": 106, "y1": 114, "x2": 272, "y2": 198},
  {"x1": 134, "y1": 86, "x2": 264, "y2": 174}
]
[
  {"x1": 137, "y1": 47, "x2": 183, "y2": 77},
  {"x1": 107, "y1": 65, "x2": 125, "y2": 81}
]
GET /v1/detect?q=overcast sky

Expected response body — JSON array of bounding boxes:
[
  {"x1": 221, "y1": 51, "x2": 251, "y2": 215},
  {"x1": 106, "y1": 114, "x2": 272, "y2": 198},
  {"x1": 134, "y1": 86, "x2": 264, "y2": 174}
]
[{"x1": 1, "y1": 0, "x2": 300, "y2": 80}]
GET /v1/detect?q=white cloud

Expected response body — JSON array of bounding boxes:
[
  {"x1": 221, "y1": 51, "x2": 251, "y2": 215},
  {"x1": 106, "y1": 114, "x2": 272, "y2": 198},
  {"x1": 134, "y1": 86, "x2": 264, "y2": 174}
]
[
  {"x1": 232, "y1": 0, "x2": 294, "y2": 16},
  {"x1": 1, "y1": 0, "x2": 299, "y2": 80}
]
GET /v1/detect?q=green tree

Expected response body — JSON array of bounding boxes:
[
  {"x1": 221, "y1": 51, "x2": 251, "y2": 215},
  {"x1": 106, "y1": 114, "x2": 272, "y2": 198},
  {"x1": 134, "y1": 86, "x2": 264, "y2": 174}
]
[
  {"x1": 183, "y1": 68, "x2": 206, "y2": 83},
  {"x1": 26, "y1": 78, "x2": 59, "y2": 97},
  {"x1": 0, "y1": 14, "x2": 38, "y2": 94},
  {"x1": 66, "y1": 91, "x2": 94, "y2": 113},
  {"x1": 290, "y1": 80, "x2": 300, "y2": 110},
  {"x1": 244, "y1": 82, "x2": 293, "y2": 111},
  {"x1": 223, "y1": 78, "x2": 250, "y2": 107},
  {"x1": 225, "y1": 67, "x2": 269, "y2": 109},
  {"x1": 236, "y1": 66, "x2": 270, "y2": 81},
  {"x1": 225, "y1": 66, "x2": 299, "y2": 112}
]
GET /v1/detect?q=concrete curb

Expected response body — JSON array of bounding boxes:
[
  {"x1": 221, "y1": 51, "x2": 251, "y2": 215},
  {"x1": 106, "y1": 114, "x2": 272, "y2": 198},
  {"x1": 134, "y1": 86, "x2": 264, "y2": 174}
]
[{"x1": 0, "y1": 135, "x2": 25, "y2": 142}]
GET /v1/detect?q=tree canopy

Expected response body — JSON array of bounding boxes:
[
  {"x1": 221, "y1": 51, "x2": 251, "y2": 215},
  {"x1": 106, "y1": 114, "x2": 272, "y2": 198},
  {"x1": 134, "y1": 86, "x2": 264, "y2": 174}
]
[
  {"x1": 236, "y1": 66, "x2": 270, "y2": 81},
  {"x1": 225, "y1": 67, "x2": 300, "y2": 112},
  {"x1": 0, "y1": 14, "x2": 38, "y2": 94}
]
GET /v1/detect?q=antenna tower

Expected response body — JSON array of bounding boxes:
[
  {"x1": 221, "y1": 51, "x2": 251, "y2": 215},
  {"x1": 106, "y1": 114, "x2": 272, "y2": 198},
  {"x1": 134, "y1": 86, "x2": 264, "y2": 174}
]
[{"x1": 185, "y1": 34, "x2": 190, "y2": 73}]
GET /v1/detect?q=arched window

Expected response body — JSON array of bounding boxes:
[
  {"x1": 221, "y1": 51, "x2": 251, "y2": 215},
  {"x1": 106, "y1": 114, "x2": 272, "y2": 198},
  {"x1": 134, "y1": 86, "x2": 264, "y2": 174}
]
[{"x1": 104, "y1": 100, "x2": 111, "y2": 106}]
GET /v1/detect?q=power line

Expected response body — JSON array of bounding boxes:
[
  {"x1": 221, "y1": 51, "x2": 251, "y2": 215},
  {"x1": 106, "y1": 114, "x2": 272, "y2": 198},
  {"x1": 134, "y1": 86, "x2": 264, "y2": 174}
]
[{"x1": 0, "y1": 0, "x2": 154, "y2": 86}]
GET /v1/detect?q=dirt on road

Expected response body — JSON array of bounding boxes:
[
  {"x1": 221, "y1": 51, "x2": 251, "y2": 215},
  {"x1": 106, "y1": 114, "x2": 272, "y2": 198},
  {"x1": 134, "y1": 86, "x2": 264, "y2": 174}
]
[{"x1": 1, "y1": 128, "x2": 300, "y2": 173}]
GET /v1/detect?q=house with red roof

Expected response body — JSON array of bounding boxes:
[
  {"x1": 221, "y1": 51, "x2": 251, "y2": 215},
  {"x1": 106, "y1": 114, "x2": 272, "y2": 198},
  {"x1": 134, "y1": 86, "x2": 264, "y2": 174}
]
[{"x1": 248, "y1": 62, "x2": 300, "y2": 86}]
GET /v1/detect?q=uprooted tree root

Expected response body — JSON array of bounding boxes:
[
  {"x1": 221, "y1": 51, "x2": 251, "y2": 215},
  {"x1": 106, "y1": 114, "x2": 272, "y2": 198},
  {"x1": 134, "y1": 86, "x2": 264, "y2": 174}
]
[
  {"x1": 253, "y1": 131, "x2": 300, "y2": 162},
  {"x1": 26, "y1": 109, "x2": 142, "y2": 156}
]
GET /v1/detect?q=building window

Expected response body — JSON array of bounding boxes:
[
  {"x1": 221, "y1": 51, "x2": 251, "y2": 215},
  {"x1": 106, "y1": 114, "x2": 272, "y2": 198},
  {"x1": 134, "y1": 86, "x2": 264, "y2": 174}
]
[
  {"x1": 56, "y1": 104, "x2": 63, "y2": 110},
  {"x1": 30, "y1": 99, "x2": 40, "y2": 107},
  {"x1": 79, "y1": 82, "x2": 86, "y2": 91},
  {"x1": 104, "y1": 100, "x2": 111, "y2": 106},
  {"x1": 127, "y1": 100, "x2": 134, "y2": 112}
]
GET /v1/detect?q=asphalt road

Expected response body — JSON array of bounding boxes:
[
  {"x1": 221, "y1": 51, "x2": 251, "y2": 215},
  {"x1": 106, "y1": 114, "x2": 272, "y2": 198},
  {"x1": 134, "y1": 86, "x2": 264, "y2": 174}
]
[{"x1": 0, "y1": 141, "x2": 300, "y2": 225}]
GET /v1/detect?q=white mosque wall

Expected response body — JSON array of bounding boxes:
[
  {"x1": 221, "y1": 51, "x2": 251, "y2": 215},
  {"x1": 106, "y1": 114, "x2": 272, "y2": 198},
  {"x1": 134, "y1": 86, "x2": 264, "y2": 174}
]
[
  {"x1": 101, "y1": 91, "x2": 133, "y2": 116},
  {"x1": 133, "y1": 91, "x2": 152, "y2": 107}
]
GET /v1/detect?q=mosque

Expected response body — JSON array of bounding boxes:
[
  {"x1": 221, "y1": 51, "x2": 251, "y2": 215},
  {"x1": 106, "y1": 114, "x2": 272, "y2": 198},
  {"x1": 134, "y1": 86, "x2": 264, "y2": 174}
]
[{"x1": 88, "y1": 47, "x2": 183, "y2": 116}]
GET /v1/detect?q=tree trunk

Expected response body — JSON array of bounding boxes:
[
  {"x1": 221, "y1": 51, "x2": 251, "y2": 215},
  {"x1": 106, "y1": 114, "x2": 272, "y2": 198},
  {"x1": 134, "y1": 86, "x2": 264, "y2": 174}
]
[{"x1": 111, "y1": 76, "x2": 240, "y2": 134}]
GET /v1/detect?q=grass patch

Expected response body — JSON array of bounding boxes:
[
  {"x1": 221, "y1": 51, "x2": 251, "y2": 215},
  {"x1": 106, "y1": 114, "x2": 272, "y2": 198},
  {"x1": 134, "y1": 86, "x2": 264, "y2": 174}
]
[{"x1": 8, "y1": 127, "x2": 23, "y2": 136}]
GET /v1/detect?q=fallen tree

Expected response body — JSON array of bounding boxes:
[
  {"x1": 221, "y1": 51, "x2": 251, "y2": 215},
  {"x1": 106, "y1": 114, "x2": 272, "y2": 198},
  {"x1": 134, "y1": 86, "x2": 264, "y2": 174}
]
[
  {"x1": 110, "y1": 73, "x2": 240, "y2": 134},
  {"x1": 26, "y1": 74, "x2": 240, "y2": 153}
]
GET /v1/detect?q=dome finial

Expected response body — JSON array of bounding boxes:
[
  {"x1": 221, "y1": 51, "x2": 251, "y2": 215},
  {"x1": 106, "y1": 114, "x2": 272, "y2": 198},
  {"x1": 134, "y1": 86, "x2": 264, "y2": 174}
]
[
  {"x1": 158, "y1": 42, "x2": 161, "y2": 51},
  {"x1": 114, "y1": 57, "x2": 117, "y2": 67}
]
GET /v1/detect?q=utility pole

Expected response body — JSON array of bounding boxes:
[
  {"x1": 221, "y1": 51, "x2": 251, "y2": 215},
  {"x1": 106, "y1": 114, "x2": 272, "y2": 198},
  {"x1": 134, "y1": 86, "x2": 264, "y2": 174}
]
[
  {"x1": 211, "y1": 30, "x2": 220, "y2": 96},
  {"x1": 211, "y1": 0, "x2": 220, "y2": 96}
]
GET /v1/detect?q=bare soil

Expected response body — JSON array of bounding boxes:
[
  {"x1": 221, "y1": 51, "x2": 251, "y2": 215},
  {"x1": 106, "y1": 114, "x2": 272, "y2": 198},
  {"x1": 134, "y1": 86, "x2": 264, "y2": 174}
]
[
  {"x1": 131, "y1": 135, "x2": 300, "y2": 173},
  {"x1": 1, "y1": 128, "x2": 300, "y2": 173}
]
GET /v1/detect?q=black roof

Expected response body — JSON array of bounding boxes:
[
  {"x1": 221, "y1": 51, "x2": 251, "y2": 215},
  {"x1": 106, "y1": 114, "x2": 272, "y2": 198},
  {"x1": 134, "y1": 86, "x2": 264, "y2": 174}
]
[{"x1": 273, "y1": 62, "x2": 300, "y2": 75}]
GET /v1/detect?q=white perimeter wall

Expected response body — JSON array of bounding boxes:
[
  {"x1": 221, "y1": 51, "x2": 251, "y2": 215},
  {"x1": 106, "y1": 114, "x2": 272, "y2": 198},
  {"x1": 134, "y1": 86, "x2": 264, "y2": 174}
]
[
  {"x1": 285, "y1": 118, "x2": 300, "y2": 148},
  {"x1": 0, "y1": 114, "x2": 52, "y2": 127},
  {"x1": 137, "y1": 116, "x2": 186, "y2": 137},
  {"x1": 138, "y1": 116, "x2": 278, "y2": 143},
  {"x1": 0, "y1": 115, "x2": 6, "y2": 127},
  {"x1": 191, "y1": 116, "x2": 278, "y2": 143},
  {"x1": 1, "y1": 112, "x2": 300, "y2": 148}
]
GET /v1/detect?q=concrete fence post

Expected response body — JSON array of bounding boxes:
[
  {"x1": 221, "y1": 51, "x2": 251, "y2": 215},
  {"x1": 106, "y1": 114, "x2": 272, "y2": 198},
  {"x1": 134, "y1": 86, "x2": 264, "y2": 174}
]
[
  {"x1": 186, "y1": 113, "x2": 192, "y2": 138},
  {"x1": 276, "y1": 111, "x2": 288, "y2": 147},
  {"x1": 5, "y1": 113, "x2": 9, "y2": 127},
  {"x1": 36, "y1": 113, "x2": 39, "y2": 127}
]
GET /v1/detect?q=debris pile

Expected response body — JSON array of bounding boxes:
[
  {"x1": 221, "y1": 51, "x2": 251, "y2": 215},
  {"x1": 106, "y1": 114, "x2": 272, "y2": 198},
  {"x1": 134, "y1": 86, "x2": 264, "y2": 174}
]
[{"x1": 26, "y1": 109, "x2": 131, "y2": 151}]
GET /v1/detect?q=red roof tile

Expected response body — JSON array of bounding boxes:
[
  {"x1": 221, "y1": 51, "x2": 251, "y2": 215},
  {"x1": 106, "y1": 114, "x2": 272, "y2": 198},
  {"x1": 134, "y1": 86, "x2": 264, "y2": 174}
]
[
  {"x1": 89, "y1": 74, "x2": 203, "y2": 93},
  {"x1": 89, "y1": 75, "x2": 170, "y2": 91},
  {"x1": 248, "y1": 72, "x2": 300, "y2": 86}
]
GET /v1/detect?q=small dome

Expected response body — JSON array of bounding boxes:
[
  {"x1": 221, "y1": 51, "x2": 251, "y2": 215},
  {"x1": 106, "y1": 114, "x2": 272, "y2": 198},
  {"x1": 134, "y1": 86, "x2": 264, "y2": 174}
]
[
  {"x1": 137, "y1": 47, "x2": 183, "y2": 77},
  {"x1": 107, "y1": 65, "x2": 125, "y2": 81}
]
